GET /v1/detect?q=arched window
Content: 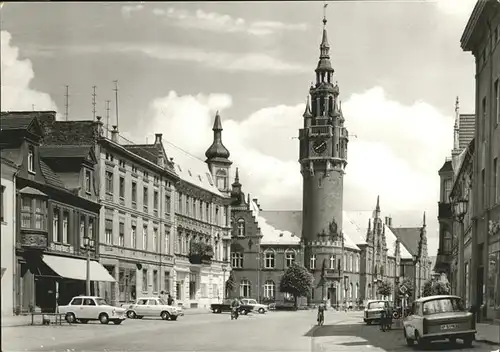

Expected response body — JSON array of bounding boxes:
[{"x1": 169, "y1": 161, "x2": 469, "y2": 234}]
[
  {"x1": 264, "y1": 251, "x2": 275, "y2": 269},
  {"x1": 285, "y1": 250, "x2": 295, "y2": 268},
  {"x1": 310, "y1": 255, "x2": 316, "y2": 269},
  {"x1": 240, "y1": 279, "x2": 251, "y2": 298},
  {"x1": 367, "y1": 284, "x2": 372, "y2": 299},
  {"x1": 349, "y1": 254, "x2": 353, "y2": 272},
  {"x1": 356, "y1": 283, "x2": 359, "y2": 299},
  {"x1": 330, "y1": 255, "x2": 335, "y2": 269},
  {"x1": 216, "y1": 169, "x2": 227, "y2": 190},
  {"x1": 343, "y1": 253, "x2": 347, "y2": 271},
  {"x1": 237, "y1": 219, "x2": 245, "y2": 237},
  {"x1": 264, "y1": 280, "x2": 275, "y2": 299},
  {"x1": 349, "y1": 282, "x2": 353, "y2": 299}
]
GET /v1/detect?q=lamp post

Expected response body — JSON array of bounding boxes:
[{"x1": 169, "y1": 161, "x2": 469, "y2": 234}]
[
  {"x1": 452, "y1": 198, "x2": 468, "y2": 301},
  {"x1": 222, "y1": 264, "x2": 227, "y2": 301},
  {"x1": 412, "y1": 254, "x2": 418, "y2": 301},
  {"x1": 82, "y1": 236, "x2": 96, "y2": 296}
]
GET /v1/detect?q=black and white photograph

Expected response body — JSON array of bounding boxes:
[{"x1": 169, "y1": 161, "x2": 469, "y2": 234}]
[{"x1": 1, "y1": 0, "x2": 499, "y2": 351}]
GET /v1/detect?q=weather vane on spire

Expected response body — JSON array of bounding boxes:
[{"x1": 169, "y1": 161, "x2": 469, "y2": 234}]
[{"x1": 323, "y1": 2, "x2": 328, "y2": 26}]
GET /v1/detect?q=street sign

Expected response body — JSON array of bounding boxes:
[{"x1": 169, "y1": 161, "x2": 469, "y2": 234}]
[{"x1": 400, "y1": 284, "x2": 407, "y2": 295}]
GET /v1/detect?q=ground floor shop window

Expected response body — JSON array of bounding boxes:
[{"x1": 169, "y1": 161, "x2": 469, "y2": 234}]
[
  {"x1": 119, "y1": 268, "x2": 136, "y2": 302},
  {"x1": 487, "y1": 251, "x2": 499, "y2": 316},
  {"x1": 189, "y1": 273, "x2": 197, "y2": 300}
]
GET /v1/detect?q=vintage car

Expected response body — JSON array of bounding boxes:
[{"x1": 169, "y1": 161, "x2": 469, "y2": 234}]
[
  {"x1": 403, "y1": 295, "x2": 476, "y2": 347},
  {"x1": 125, "y1": 297, "x2": 183, "y2": 320},
  {"x1": 364, "y1": 300, "x2": 390, "y2": 324},
  {"x1": 210, "y1": 299, "x2": 253, "y2": 314},
  {"x1": 58, "y1": 296, "x2": 126, "y2": 325},
  {"x1": 241, "y1": 299, "x2": 269, "y2": 314}
]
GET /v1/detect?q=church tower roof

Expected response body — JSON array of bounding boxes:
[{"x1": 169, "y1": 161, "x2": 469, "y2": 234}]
[{"x1": 205, "y1": 111, "x2": 231, "y2": 162}]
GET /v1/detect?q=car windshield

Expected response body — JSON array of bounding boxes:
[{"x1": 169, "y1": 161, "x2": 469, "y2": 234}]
[
  {"x1": 368, "y1": 302, "x2": 385, "y2": 309},
  {"x1": 95, "y1": 298, "x2": 108, "y2": 306},
  {"x1": 423, "y1": 298, "x2": 465, "y2": 315}
]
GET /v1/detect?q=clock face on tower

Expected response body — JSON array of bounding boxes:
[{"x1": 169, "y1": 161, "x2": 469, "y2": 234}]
[{"x1": 313, "y1": 139, "x2": 327, "y2": 155}]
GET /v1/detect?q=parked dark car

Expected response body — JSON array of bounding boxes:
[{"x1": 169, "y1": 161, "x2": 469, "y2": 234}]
[{"x1": 211, "y1": 299, "x2": 253, "y2": 314}]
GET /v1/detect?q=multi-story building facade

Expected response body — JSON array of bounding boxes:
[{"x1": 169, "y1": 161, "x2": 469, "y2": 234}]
[
  {"x1": 1, "y1": 157, "x2": 18, "y2": 316},
  {"x1": 0, "y1": 111, "x2": 113, "y2": 314},
  {"x1": 228, "y1": 13, "x2": 430, "y2": 308},
  {"x1": 435, "y1": 98, "x2": 475, "y2": 287},
  {"x1": 460, "y1": 0, "x2": 500, "y2": 320},
  {"x1": 168, "y1": 112, "x2": 232, "y2": 308}
]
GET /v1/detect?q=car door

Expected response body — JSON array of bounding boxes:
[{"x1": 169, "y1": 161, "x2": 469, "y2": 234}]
[
  {"x1": 147, "y1": 299, "x2": 160, "y2": 317},
  {"x1": 69, "y1": 298, "x2": 83, "y2": 318},
  {"x1": 135, "y1": 299, "x2": 148, "y2": 316},
  {"x1": 404, "y1": 302, "x2": 416, "y2": 338},
  {"x1": 82, "y1": 298, "x2": 98, "y2": 320}
]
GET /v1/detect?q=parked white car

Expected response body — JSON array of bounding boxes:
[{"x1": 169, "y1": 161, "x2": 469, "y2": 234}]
[
  {"x1": 58, "y1": 296, "x2": 126, "y2": 325},
  {"x1": 403, "y1": 295, "x2": 476, "y2": 347},
  {"x1": 125, "y1": 297, "x2": 183, "y2": 320},
  {"x1": 241, "y1": 299, "x2": 269, "y2": 314}
]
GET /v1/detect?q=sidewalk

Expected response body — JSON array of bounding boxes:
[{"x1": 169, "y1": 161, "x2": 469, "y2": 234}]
[{"x1": 476, "y1": 322, "x2": 500, "y2": 345}]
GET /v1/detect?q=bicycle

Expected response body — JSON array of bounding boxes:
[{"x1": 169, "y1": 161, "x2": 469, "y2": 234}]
[{"x1": 317, "y1": 311, "x2": 324, "y2": 326}]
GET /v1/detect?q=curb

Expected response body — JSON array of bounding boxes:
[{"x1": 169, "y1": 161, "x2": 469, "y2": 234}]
[{"x1": 475, "y1": 339, "x2": 500, "y2": 346}]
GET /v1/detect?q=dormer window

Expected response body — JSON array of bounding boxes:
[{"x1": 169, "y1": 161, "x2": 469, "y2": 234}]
[
  {"x1": 216, "y1": 169, "x2": 227, "y2": 190},
  {"x1": 28, "y1": 145, "x2": 35, "y2": 173}
]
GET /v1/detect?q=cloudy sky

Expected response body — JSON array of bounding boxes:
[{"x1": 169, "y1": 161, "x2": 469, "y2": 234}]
[{"x1": 1, "y1": 1, "x2": 479, "y2": 257}]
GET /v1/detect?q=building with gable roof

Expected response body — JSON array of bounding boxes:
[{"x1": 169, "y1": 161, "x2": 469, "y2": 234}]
[
  {"x1": 460, "y1": 0, "x2": 500, "y2": 321},
  {"x1": 0, "y1": 111, "x2": 114, "y2": 315},
  {"x1": 166, "y1": 112, "x2": 233, "y2": 308}
]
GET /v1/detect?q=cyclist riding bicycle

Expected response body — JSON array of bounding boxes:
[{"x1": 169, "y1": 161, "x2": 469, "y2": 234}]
[{"x1": 317, "y1": 301, "x2": 326, "y2": 325}]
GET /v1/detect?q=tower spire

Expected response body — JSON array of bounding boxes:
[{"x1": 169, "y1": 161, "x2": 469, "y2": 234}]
[
  {"x1": 315, "y1": 3, "x2": 334, "y2": 79},
  {"x1": 423, "y1": 211, "x2": 426, "y2": 227},
  {"x1": 234, "y1": 167, "x2": 240, "y2": 185},
  {"x1": 376, "y1": 195, "x2": 380, "y2": 212},
  {"x1": 205, "y1": 111, "x2": 230, "y2": 161}
]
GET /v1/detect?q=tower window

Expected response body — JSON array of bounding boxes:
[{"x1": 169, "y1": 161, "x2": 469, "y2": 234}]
[{"x1": 216, "y1": 169, "x2": 227, "y2": 190}]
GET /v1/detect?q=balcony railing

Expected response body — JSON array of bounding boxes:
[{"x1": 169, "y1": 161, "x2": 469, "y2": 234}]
[
  {"x1": 21, "y1": 231, "x2": 48, "y2": 249},
  {"x1": 324, "y1": 268, "x2": 342, "y2": 279},
  {"x1": 310, "y1": 126, "x2": 332, "y2": 136}
]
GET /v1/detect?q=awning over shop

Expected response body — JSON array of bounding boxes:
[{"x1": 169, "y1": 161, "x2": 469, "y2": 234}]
[{"x1": 42, "y1": 255, "x2": 115, "y2": 282}]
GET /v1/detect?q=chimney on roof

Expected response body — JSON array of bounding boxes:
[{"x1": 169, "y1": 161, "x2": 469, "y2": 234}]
[
  {"x1": 111, "y1": 125, "x2": 119, "y2": 143},
  {"x1": 155, "y1": 133, "x2": 162, "y2": 145},
  {"x1": 94, "y1": 116, "x2": 104, "y2": 138}
]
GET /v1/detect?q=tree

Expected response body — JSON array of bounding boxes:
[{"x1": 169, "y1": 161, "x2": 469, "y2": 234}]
[
  {"x1": 422, "y1": 279, "x2": 450, "y2": 297},
  {"x1": 279, "y1": 263, "x2": 314, "y2": 308},
  {"x1": 225, "y1": 272, "x2": 236, "y2": 298},
  {"x1": 377, "y1": 280, "x2": 393, "y2": 299}
]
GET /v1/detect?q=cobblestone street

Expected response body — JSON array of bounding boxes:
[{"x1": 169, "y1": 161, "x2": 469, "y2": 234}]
[{"x1": 2, "y1": 311, "x2": 498, "y2": 352}]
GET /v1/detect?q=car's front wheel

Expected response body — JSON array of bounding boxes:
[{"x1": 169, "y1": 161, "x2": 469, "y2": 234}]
[
  {"x1": 99, "y1": 313, "x2": 109, "y2": 325},
  {"x1": 161, "y1": 311, "x2": 171, "y2": 320},
  {"x1": 414, "y1": 331, "x2": 427, "y2": 347},
  {"x1": 127, "y1": 311, "x2": 136, "y2": 319},
  {"x1": 258, "y1": 308, "x2": 265, "y2": 314},
  {"x1": 403, "y1": 328, "x2": 414, "y2": 346},
  {"x1": 65, "y1": 313, "x2": 76, "y2": 324}
]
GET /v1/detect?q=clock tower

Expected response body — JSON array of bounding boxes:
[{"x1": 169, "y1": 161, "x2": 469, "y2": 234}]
[{"x1": 298, "y1": 10, "x2": 349, "y2": 303}]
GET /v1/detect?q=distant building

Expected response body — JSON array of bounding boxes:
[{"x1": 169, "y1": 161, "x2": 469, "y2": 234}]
[
  {"x1": 0, "y1": 111, "x2": 111, "y2": 314},
  {"x1": 1, "y1": 157, "x2": 18, "y2": 316},
  {"x1": 460, "y1": 0, "x2": 500, "y2": 320}
]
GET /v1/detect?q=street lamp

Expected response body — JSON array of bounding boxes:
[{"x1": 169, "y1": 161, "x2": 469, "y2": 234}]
[
  {"x1": 451, "y1": 197, "x2": 468, "y2": 301},
  {"x1": 82, "y1": 236, "x2": 95, "y2": 296},
  {"x1": 222, "y1": 264, "x2": 227, "y2": 301}
]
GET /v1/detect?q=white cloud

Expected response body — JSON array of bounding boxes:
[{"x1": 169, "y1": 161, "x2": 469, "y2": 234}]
[
  {"x1": 134, "y1": 87, "x2": 452, "y2": 256},
  {"x1": 0, "y1": 31, "x2": 58, "y2": 112},
  {"x1": 122, "y1": 4, "x2": 144, "y2": 18},
  {"x1": 435, "y1": 0, "x2": 477, "y2": 20},
  {"x1": 120, "y1": 44, "x2": 308, "y2": 74},
  {"x1": 152, "y1": 7, "x2": 308, "y2": 35}
]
